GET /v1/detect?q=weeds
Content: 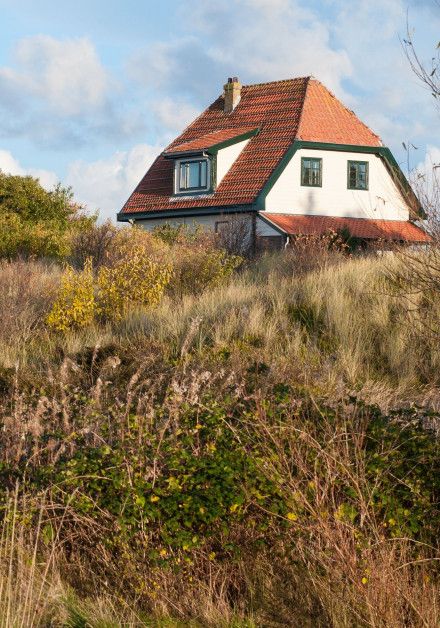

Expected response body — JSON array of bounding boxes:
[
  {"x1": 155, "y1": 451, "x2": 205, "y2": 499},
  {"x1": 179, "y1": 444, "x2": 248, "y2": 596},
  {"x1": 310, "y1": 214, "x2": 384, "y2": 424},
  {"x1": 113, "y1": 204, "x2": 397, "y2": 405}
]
[{"x1": 0, "y1": 240, "x2": 439, "y2": 626}]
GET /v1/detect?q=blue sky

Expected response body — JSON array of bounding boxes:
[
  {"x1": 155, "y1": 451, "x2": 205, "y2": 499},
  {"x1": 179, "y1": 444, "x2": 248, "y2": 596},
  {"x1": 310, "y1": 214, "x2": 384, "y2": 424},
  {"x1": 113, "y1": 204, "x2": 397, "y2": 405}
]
[{"x1": 0, "y1": 0, "x2": 438, "y2": 220}]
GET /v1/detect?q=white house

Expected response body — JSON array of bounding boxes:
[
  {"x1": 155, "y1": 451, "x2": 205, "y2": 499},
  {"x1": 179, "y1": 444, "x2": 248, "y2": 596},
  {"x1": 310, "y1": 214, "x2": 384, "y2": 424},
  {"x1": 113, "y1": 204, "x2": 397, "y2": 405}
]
[{"x1": 117, "y1": 76, "x2": 430, "y2": 248}]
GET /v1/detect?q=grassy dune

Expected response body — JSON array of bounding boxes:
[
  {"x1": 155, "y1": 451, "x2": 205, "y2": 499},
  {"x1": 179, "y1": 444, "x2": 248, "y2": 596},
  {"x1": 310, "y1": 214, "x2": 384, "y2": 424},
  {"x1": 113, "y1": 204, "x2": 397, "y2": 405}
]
[{"x1": 0, "y1": 250, "x2": 438, "y2": 627}]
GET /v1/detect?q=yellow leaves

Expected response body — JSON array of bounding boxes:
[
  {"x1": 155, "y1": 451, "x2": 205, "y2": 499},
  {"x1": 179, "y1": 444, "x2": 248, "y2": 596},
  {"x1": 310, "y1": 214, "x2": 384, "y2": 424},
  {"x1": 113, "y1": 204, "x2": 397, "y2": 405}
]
[
  {"x1": 97, "y1": 246, "x2": 172, "y2": 322},
  {"x1": 46, "y1": 258, "x2": 95, "y2": 331},
  {"x1": 229, "y1": 503, "x2": 239, "y2": 513},
  {"x1": 47, "y1": 247, "x2": 172, "y2": 331},
  {"x1": 361, "y1": 577, "x2": 368, "y2": 585},
  {"x1": 194, "y1": 423, "x2": 203, "y2": 430},
  {"x1": 286, "y1": 512, "x2": 298, "y2": 521},
  {"x1": 166, "y1": 477, "x2": 181, "y2": 491},
  {"x1": 150, "y1": 495, "x2": 160, "y2": 503}
]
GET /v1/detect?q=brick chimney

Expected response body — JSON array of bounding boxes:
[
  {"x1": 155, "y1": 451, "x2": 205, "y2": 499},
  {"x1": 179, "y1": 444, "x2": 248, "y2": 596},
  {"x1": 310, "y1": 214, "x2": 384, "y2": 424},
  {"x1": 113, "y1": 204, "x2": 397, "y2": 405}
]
[{"x1": 223, "y1": 77, "x2": 241, "y2": 113}]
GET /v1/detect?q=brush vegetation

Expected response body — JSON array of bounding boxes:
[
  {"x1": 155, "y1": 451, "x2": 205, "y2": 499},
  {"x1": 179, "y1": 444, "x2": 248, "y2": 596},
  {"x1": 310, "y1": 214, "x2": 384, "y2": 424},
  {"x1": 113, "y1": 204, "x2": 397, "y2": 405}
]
[{"x1": 0, "y1": 214, "x2": 439, "y2": 627}]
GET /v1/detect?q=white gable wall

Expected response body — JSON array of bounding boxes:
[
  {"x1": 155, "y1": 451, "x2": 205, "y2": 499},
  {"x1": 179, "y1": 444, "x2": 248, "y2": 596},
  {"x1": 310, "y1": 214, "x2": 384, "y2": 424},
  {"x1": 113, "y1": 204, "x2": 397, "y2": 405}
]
[
  {"x1": 264, "y1": 149, "x2": 409, "y2": 221},
  {"x1": 216, "y1": 138, "x2": 250, "y2": 186},
  {"x1": 256, "y1": 216, "x2": 283, "y2": 236}
]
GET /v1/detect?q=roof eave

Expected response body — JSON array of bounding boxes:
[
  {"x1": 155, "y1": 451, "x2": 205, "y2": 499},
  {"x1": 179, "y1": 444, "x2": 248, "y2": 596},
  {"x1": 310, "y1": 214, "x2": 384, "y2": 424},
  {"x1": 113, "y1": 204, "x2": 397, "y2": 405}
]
[
  {"x1": 117, "y1": 204, "x2": 257, "y2": 222},
  {"x1": 163, "y1": 127, "x2": 260, "y2": 159}
]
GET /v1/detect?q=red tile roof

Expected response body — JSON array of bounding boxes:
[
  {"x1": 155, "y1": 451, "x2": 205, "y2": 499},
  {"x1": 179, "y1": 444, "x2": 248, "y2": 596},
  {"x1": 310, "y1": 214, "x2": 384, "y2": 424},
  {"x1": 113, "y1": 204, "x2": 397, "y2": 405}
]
[
  {"x1": 164, "y1": 127, "x2": 257, "y2": 154},
  {"x1": 263, "y1": 214, "x2": 432, "y2": 243},
  {"x1": 297, "y1": 80, "x2": 382, "y2": 145},
  {"x1": 120, "y1": 77, "x2": 382, "y2": 215}
]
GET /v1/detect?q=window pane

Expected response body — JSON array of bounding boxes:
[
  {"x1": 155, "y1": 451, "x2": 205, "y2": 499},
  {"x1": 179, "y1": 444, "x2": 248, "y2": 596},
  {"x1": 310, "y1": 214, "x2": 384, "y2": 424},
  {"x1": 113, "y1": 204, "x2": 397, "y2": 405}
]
[
  {"x1": 187, "y1": 162, "x2": 200, "y2": 188},
  {"x1": 311, "y1": 161, "x2": 320, "y2": 185},
  {"x1": 349, "y1": 164, "x2": 357, "y2": 188},
  {"x1": 357, "y1": 163, "x2": 366, "y2": 189},
  {"x1": 200, "y1": 160, "x2": 207, "y2": 188},
  {"x1": 179, "y1": 163, "x2": 187, "y2": 189},
  {"x1": 302, "y1": 160, "x2": 309, "y2": 185},
  {"x1": 348, "y1": 162, "x2": 368, "y2": 189},
  {"x1": 302, "y1": 158, "x2": 321, "y2": 186}
]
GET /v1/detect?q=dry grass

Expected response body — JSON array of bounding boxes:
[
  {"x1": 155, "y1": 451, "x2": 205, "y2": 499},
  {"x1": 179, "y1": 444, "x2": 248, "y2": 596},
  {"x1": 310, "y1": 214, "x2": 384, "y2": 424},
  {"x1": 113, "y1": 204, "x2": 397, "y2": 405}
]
[{"x1": 0, "y1": 249, "x2": 438, "y2": 626}]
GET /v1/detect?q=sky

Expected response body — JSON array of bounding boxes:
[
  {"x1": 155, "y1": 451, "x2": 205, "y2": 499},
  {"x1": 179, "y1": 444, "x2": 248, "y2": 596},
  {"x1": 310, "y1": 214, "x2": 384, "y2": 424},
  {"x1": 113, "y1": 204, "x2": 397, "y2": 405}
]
[{"x1": 0, "y1": 0, "x2": 439, "y2": 221}]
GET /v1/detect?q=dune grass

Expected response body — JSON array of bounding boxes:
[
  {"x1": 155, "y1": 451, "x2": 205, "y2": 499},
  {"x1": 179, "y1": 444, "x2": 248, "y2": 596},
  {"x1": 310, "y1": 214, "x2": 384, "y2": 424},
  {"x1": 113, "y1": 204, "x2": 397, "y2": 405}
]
[{"x1": 0, "y1": 249, "x2": 438, "y2": 626}]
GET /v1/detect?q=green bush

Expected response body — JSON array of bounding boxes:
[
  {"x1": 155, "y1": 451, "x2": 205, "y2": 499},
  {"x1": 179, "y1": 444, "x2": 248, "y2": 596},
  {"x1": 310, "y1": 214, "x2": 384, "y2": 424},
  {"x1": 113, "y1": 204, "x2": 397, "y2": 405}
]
[
  {"x1": 0, "y1": 172, "x2": 94, "y2": 260},
  {"x1": 0, "y1": 213, "x2": 71, "y2": 260},
  {"x1": 169, "y1": 246, "x2": 242, "y2": 296}
]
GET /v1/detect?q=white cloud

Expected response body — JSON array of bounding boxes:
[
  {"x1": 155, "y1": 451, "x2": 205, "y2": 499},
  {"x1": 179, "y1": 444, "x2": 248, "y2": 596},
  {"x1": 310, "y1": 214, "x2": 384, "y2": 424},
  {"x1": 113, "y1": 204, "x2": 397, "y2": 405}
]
[
  {"x1": 65, "y1": 143, "x2": 162, "y2": 221},
  {"x1": 0, "y1": 148, "x2": 58, "y2": 189},
  {"x1": 0, "y1": 36, "x2": 110, "y2": 116},
  {"x1": 0, "y1": 36, "x2": 143, "y2": 149},
  {"x1": 130, "y1": 0, "x2": 352, "y2": 102},
  {"x1": 150, "y1": 97, "x2": 200, "y2": 134},
  {"x1": 0, "y1": 149, "x2": 23, "y2": 176},
  {"x1": 216, "y1": 0, "x2": 352, "y2": 94}
]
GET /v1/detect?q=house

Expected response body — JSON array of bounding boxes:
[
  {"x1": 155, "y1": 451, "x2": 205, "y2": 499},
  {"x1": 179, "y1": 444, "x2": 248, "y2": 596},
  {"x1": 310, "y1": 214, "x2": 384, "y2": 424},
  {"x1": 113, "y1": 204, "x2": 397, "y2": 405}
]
[{"x1": 117, "y1": 76, "x2": 430, "y2": 249}]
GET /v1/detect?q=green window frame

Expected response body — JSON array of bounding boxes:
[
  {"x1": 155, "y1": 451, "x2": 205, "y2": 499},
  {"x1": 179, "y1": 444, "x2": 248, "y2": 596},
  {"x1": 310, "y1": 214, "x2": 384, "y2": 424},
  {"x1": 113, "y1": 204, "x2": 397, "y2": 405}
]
[
  {"x1": 301, "y1": 157, "x2": 322, "y2": 187},
  {"x1": 347, "y1": 160, "x2": 369, "y2": 190}
]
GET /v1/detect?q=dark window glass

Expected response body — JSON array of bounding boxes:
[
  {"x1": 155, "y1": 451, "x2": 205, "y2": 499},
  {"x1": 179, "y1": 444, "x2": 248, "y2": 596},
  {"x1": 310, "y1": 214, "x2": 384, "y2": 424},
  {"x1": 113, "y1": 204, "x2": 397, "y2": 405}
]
[
  {"x1": 301, "y1": 157, "x2": 322, "y2": 186},
  {"x1": 178, "y1": 159, "x2": 209, "y2": 191},
  {"x1": 348, "y1": 161, "x2": 368, "y2": 190}
]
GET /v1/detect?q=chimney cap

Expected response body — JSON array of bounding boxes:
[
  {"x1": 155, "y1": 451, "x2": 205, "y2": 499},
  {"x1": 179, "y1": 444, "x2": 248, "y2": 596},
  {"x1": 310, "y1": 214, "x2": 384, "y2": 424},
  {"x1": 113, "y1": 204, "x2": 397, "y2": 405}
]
[{"x1": 227, "y1": 76, "x2": 239, "y2": 84}]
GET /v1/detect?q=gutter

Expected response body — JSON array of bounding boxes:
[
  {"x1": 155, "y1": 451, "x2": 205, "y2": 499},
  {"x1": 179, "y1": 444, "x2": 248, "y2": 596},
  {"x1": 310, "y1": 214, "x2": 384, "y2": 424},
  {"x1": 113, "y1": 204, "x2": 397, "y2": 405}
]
[{"x1": 117, "y1": 204, "x2": 257, "y2": 223}]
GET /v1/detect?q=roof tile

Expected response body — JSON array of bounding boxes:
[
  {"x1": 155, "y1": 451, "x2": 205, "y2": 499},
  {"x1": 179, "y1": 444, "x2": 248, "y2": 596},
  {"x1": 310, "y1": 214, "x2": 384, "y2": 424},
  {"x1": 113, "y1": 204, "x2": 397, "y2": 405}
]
[
  {"x1": 263, "y1": 214, "x2": 431, "y2": 243},
  {"x1": 164, "y1": 127, "x2": 256, "y2": 154}
]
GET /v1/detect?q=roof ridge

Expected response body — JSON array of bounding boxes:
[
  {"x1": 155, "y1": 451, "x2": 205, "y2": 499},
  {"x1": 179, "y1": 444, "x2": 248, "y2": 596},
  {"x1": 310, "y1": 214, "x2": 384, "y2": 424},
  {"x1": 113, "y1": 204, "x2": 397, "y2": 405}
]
[
  {"x1": 304, "y1": 78, "x2": 383, "y2": 145},
  {"x1": 294, "y1": 76, "x2": 312, "y2": 139},
  {"x1": 242, "y1": 76, "x2": 311, "y2": 89}
]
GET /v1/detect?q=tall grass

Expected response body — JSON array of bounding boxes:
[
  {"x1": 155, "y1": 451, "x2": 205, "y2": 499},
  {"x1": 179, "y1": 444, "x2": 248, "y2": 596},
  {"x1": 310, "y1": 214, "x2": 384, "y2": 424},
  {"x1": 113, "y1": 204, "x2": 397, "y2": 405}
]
[{"x1": 0, "y1": 249, "x2": 438, "y2": 626}]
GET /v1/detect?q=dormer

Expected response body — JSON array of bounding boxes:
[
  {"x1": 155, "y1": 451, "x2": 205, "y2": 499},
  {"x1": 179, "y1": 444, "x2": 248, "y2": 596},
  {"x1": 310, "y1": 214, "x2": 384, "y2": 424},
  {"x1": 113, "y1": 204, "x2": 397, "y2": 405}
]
[{"x1": 163, "y1": 127, "x2": 259, "y2": 196}]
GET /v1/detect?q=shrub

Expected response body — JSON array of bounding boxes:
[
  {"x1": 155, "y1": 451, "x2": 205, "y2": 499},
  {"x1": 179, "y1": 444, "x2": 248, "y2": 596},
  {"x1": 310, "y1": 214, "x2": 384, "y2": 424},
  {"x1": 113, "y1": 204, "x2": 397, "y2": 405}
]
[
  {"x1": 0, "y1": 213, "x2": 71, "y2": 260},
  {"x1": 47, "y1": 246, "x2": 172, "y2": 330},
  {"x1": 169, "y1": 246, "x2": 242, "y2": 296},
  {"x1": 97, "y1": 246, "x2": 172, "y2": 322},
  {"x1": 286, "y1": 229, "x2": 350, "y2": 275},
  {"x1": 214, "y1": 214, "x2": 254, "y2": 257},
  {"x1": 46, "y1": 259, "x2": 96, "y2": 331},
  {"x1": 69, "y1": 220, "x2": 118, "y2": 270}
]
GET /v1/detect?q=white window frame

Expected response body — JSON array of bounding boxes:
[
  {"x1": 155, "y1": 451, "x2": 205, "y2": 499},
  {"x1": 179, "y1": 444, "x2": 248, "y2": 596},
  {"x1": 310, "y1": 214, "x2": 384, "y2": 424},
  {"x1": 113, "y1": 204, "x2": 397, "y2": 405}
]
[{"x1": 174, "y1": 157, "x2": 211, "y2": 195}]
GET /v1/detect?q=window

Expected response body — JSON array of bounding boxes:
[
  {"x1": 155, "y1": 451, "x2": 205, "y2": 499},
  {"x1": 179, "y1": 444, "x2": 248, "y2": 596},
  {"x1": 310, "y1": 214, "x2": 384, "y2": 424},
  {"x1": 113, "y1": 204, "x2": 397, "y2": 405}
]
[
  {"x1": 301, "y1": 157, "x2": 322, "y2": 187},
  {"x1": 347, "y1": 160, "x2": 368, "y2": 190},
  {"x1": 215, "y1": 220, "x2": 229, "y2": 234},
  {"x1": 176, "y1": 158, "x2": 210, "y2": 193}
]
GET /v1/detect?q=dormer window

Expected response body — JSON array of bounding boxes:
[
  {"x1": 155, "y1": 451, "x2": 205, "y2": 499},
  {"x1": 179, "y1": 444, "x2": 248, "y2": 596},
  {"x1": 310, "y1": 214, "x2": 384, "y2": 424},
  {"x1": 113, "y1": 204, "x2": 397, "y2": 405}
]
[{"x1": 175, "y1": 157, "x2": 211, "y2": 194}]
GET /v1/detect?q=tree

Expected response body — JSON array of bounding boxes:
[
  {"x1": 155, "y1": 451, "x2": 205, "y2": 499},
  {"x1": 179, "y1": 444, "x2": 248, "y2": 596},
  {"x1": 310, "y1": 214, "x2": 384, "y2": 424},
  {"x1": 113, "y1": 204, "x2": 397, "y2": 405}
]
[
  {"x1": 385, "y1": 8, "x2": 440, "y2": 337},
  {"x1": 402, "y1": 9, "x2": 440, "y2": 233},
  {"x1": 0, "y1": 171, "x2": 94, "y2": 260}
]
